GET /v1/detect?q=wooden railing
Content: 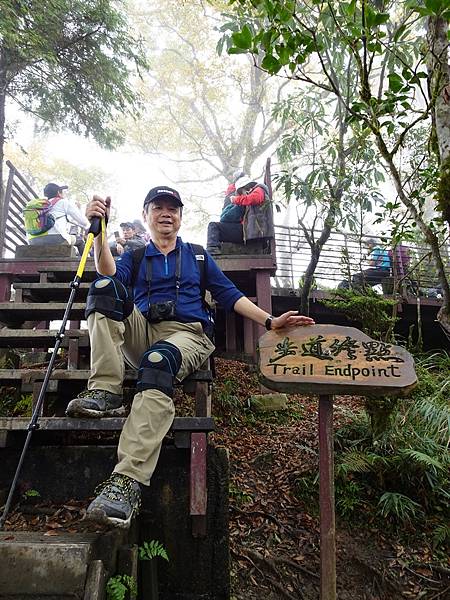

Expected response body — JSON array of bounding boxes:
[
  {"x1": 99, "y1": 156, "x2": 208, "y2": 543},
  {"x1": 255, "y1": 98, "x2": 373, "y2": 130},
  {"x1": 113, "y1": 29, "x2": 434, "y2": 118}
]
[
  {"x1": 273, "y1": 225, "x2": 449, "y2": 294},
  {"x1": 0, "y1": 161, "x2": 37, "y2": 257}
]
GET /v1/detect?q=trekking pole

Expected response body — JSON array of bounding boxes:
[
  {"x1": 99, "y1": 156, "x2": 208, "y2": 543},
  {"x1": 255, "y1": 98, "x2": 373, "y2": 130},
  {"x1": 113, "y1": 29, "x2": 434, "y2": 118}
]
[{"x1": 0, "y1": 218, "x2": 103, "y2": 529}]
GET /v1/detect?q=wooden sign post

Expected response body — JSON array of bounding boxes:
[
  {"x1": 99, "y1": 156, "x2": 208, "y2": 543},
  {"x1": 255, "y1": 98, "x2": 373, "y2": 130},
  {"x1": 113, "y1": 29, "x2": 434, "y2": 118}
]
[{"x1": 257, "y1": 324, "x2": 417, "y2": 600}]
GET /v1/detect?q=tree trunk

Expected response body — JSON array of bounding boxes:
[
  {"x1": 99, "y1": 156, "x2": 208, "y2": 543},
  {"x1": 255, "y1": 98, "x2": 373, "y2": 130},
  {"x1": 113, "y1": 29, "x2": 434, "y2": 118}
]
[
  {"x1": 427, "y1": 16, "x2": 450, "y2": 228},
  {"x1": 300, "y1": 229, "x2": 334, "y2": 317},
  {"x1": 375, "y1": 135, "x2": 450, "y2": 336}
]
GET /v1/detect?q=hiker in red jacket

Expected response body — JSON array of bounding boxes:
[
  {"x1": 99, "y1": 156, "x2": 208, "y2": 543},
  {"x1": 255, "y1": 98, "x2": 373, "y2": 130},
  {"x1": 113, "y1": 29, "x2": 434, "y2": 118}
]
[{"x1": 206, "y1": 175, "x2": 271, "y2": 254}]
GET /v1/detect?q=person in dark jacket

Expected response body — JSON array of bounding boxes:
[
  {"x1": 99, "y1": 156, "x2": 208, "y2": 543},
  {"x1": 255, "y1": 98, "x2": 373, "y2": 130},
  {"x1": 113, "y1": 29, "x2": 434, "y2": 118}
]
[
  {"x1": 66, "y1": 185, "x2": 314, "y2": 528},
  {"x1": 115, "y1": 222, "x2": 146, "y2": 255},
  {"x1": 206, "y1": 175, "x2": 273, "y2": 254}
]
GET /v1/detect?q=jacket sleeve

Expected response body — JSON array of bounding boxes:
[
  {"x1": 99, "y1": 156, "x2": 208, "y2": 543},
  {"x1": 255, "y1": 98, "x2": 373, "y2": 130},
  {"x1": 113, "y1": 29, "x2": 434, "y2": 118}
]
[
  {"x1": 65, "y1": 200, "x2": 89, "y2": 228},
  {"x1": 231, "y1": 187, "x2": 265, "y2": 207},
  {"x1": 112, "y1": 250, "x2": 133, "y2": 286},
  {"x1": 205, "y1": 252, "x2": 244, "y2": 311}
]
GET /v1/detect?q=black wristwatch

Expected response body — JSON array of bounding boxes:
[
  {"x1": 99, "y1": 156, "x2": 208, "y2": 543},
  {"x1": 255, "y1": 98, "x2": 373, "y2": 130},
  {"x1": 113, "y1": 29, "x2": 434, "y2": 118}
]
[{"x1": 265, "y1": 315, "x2": 274, "y2": 331}]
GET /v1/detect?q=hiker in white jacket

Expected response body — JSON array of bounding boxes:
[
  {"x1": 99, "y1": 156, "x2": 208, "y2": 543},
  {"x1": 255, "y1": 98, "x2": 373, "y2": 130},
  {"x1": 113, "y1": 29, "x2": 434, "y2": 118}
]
[{"x1": 28, "y1": 182, "x2": 89, "y2": 249}]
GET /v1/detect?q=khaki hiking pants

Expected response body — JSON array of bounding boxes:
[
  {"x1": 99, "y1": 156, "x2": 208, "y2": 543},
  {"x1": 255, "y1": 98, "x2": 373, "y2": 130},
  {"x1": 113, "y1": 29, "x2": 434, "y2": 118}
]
[{"x1": 87, "y1": 307, "x2": 215, "y2": 486}]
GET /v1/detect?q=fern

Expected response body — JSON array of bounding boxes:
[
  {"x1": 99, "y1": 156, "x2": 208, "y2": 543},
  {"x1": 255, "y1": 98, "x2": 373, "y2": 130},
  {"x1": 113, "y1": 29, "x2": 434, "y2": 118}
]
[
  {"x1": 377, "y1": 492, "x2": 423, "y2": 522},
  {"x1": 106, "y1": 575, "x2": 137, "y2": 600},
  {"x1": 398, "y1": 449, "x2": 445, "y2": 471},
  {"x1": 139, "y1": 540, "x2": 169, "y2": 562},
  {"x1": 432, "y1": 522, "x2": 450, "y2": 548},
  {"x1": 334, "y1": 349, "x2": 450, "y2": 526},
  {"x1": 336, "y1": 450, "x2": 374, "y2": 476}
]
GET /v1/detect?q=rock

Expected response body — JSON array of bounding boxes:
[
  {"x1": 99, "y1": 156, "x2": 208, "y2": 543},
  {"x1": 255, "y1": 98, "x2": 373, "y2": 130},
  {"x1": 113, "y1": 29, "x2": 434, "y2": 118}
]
[{"x1": 249, "y1": 393, "x2": 288, "y2": 412}]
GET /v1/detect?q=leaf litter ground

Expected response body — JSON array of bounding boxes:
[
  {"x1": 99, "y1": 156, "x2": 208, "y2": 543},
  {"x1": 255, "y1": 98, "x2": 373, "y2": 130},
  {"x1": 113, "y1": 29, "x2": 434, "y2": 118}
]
[{"x1": 2, "y1": 358, "x2": 449, "y2": 599}]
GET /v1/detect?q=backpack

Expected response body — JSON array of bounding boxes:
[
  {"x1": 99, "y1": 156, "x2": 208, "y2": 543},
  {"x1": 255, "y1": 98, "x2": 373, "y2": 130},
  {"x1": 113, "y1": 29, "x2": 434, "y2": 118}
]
[
  {"x1": 130, "y1": 243, "x2": 208, "y2": 307},
  {"x1": 23, "y1": 197, "x2": 60, "y2": 236}
]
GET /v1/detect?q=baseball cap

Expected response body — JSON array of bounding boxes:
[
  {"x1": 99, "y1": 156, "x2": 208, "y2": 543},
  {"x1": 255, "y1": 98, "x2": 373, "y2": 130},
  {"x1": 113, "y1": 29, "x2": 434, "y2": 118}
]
[
  {"x1": 120, "y1": 222, "x2": 135, "y2": 229},
  {"x1": 143, "y1": 186, "x2": 183, "y2": 208},
  {"x1": 44, "y1": 182, "x2": 68, "y2": 198},
  {"x1": 132, "y1": 219, "x2": 146, "y2": 233},
  {"x1": 235, "y1": 175, "x2": 257, "y2": 192}
]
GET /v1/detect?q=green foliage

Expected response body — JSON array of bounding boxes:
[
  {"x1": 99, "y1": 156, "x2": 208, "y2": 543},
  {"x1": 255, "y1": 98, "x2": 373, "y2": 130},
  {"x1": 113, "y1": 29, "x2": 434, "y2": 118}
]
[
  {"x1": 0, "y1": 0, "x2": 148, "y2": 148},
  {"x1": 139, "y1": 540, "x2": 169, "y2": 562},
  {"x1": 23, "y1": 489, "x2": 41, "y2": 499},
  {"x1": 0, "y1": 389, "x2": 33, "y2": 418},
  {"x1": 106, "y1": 575, "x2": 137, "y2": 600},
  {"x1": 215, "y1": 379, "x2": 245, "y2": 422},
  {"x1": 323, "y1": 287, "x2": 398, "y2": 340},
  {"x1": 12, "y1": 394, "x2": 33, "y2": 417},
  {"x1": 219, "y1": 0, "x2": 450, "y2": 320},
  {"x1": 229, "y1": 483, "x2": 253, "y2": 506},
  {"x1": 432, "y1": 522, "x2": 450, "y2": 548},
  {"x1": 273, "y1": 91, "x2": 385, "y2": 233},
  {"x1": 377, "y1": 492, "x2": 423, "y2": 522},
  {"x1": 334, "y1": 351, "x2": 450, "y2": 531},
  {"x1": 106, "y1": 540, "x2": 168, "y2": 600}
]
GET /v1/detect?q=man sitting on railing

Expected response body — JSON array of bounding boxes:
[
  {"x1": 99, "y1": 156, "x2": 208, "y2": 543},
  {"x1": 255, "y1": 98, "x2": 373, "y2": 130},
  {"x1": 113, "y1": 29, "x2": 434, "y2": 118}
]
[
  {"x1": 206, "y1": 175, "x2": 273, "y2": 255},
  {"x1": 339, "y1": 238, "x2": 391, "y2": 290}
]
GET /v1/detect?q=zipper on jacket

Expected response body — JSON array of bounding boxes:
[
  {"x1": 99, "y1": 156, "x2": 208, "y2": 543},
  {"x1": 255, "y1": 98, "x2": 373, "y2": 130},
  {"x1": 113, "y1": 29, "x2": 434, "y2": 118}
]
[{"x1": 164, "y1": 255, "x2": 168, "y2": 276}]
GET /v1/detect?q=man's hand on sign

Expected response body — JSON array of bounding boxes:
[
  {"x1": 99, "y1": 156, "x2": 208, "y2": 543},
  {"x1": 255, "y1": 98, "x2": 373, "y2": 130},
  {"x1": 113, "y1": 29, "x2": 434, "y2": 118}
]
[{"x1": 272, "y1": 311, "x2": 315, "y2": 329}]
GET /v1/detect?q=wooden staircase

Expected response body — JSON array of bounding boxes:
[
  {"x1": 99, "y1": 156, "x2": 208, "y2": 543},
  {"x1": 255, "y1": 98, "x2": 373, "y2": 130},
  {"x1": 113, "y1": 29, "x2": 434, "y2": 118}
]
[{"x1": 0, "y1": 254, "x2": 214, "y2": 537}]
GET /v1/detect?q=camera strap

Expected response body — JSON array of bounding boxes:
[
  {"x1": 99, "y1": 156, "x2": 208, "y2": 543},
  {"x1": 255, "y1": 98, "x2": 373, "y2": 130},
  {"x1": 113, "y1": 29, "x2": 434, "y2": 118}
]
[{"x1": 145, "y1": 246, "x2": 182, "y2": 309}]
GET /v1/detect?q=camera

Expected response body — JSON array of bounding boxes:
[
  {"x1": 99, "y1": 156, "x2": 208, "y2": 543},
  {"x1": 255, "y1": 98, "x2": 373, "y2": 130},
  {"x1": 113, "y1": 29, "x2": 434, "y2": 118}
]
[{"x1": 148, "y1": 300, "x2": 176, "y2": 323}]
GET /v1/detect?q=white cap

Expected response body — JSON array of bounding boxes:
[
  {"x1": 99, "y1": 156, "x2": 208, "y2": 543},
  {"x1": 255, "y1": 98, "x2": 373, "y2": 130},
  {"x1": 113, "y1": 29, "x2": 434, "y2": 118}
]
[{"x1": 235, "y1": 175, "x2": 257, "y2": 191}]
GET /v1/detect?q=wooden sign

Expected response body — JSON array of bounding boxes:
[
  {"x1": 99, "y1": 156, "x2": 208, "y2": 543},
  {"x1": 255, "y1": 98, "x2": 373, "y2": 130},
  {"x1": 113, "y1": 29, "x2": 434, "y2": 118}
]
[{"x1": 258, "y1": 324, "x2": 417, "y2": 396}]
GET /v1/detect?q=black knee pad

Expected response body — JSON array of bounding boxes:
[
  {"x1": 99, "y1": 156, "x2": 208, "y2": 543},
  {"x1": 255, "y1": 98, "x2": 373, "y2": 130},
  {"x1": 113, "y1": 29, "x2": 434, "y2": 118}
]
[
  {"x1": 137, "y1": 341, "x2": 182, "y2": 398},
  {"x1": 85, "y1": 277, "x2": 134, "y2": 321}
]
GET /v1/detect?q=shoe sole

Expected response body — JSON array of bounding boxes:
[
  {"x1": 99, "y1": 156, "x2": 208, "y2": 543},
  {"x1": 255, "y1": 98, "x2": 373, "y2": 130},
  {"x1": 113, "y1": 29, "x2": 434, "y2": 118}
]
[
  {"x1": 85, "y1": 507, "x2": 134, "y2": 529},
  {"x1": 65, "y1": 403, "x2": 126, "y2": 419}
]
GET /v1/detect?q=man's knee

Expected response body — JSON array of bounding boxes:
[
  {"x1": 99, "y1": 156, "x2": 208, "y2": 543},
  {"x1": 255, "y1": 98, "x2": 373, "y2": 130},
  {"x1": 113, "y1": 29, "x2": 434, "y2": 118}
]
[
  {"x1": 137, "y1": 341, "x2": 182, "y2": 398},
  {"x1": 85, "y1": 277, "x2": 134, "y2": 321}
]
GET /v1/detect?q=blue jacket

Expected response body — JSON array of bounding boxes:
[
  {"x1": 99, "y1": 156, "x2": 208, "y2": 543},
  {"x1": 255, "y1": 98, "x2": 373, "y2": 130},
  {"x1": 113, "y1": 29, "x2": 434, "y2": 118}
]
[{"x1": 114, "y1": 237, "x2": 244, "y2": 329}]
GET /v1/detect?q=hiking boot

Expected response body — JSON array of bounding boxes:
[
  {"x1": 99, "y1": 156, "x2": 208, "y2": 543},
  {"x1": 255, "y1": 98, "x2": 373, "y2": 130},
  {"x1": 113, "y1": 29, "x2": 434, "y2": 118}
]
[
  {"x1": 65, "y1": 389, "x2": 125, "y2": 418},
  {"x1": 86, "y1": 473, "x2": 141, "y2": 528}
]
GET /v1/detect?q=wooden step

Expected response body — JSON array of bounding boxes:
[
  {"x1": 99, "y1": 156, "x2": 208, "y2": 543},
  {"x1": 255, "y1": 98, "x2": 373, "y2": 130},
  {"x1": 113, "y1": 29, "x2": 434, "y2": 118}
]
[
  {"x1": 38, "y1": 263, "x2": 97, "y2": 283},
  {"x1": 0, "y1": 416, "x2": 215, "y2": 434},
  {"x1": 0, "y1": 368, "x2": 122, "y2": 384},
  {"x1": 0, "y1": 367, "x2": 211, "y2": 385},
  {"x1": 13, "y1": 282, "x2": 90, "y2": 302},
  {"x1": 0, "y1": 302, "x2": 86, "y2": 323},
  {"x1": 0, "y1": 329, "x2": 89, "y2": 348}
]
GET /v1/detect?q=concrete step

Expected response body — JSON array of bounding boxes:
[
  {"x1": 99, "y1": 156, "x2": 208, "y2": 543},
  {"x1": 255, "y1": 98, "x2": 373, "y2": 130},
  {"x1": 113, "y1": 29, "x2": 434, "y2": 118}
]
[{"x1": 0, "y1": 531, "x2": 124, "y2": 598}]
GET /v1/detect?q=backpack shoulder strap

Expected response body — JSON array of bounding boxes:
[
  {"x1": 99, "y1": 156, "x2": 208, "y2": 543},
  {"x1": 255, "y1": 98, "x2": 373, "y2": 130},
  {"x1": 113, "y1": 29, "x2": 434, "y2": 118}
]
[
  {"x1": 130, "y1": 245, "x2": 146, "y2": 286},
  {"x1": 189, "y1": 243, "x2": 206, "y2": 302},
  {"x1": 130, "y1": 243, "x2": 207, "y2": 299}
]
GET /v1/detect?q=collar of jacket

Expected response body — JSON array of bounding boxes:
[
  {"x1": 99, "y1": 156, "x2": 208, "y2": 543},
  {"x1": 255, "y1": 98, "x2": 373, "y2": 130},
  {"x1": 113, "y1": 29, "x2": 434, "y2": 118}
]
[{"x1": 144, "y1": 236, "x2": 183, "y2": 257}]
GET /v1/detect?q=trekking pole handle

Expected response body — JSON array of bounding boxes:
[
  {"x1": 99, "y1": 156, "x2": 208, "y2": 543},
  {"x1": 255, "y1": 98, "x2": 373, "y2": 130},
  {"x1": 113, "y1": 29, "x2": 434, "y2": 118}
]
[{"x1": 88, "y1": 217, "x2": 102, "y2": 236}]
